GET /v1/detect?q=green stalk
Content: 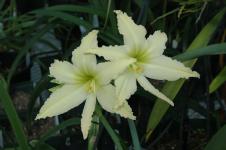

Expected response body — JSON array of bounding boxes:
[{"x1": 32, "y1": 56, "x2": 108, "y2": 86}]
[
  {"x1": 128, "y1": 119, "x2": 141, "y2": 150},
  {"x1": 0, "y1": 76, "x2": 30, "y2": 150},
  {"x1": 88, "y1": 115, "x2": 99, "y2": 150},
  {"x1": 95, "y1": 106, "x2": 123, "y2": 150}
]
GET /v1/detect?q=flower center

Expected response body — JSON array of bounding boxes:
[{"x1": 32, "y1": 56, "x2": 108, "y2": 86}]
[
  {"x1": 128, "y1": 48, "x2": 150, "y2": 64},
  {"x1": 85, "y1": 80, "x2": 96, "y2": 93},
  {"x1": 127, "y1": 48, "x2": 150, "y2": 74},
  {"x1": 129, "y1": 63, "x2": 144, "y2": 74},
  {"x1": 75, "y1": 68, "x2": 99, "y2": 93}
]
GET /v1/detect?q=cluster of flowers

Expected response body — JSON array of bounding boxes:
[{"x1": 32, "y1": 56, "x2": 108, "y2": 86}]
[{"x1": 35, "y1": 10, "x2": 199, "y2": 139}]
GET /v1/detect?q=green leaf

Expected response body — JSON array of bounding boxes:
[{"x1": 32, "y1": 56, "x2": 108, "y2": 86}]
[
  {"x1": 145, "y1": 8, "x2": 226, "y2": 141},
  {"x1": 204, "y1": 125, "x2": 226, "y2": 150},
  {"x1": 33, "y1": 4, "x2": 105, "y2": 17},
  {"x1": 32, "y1": 10, "x2": 93, "y2": 30},
  {"x1": 174, "y1": 43, "x2": 226, "y2": 61},
  {"x1": 209, "y1": 66, "x2": 226, "y2": 93},
  {"x1": 95, "y1": 106, "x2": 123, "y2": 150},
  {"x1": 0, "y1": 77, "x2": 30, "y2": 150},
  {"x1": 128, "y1": 119, "x2": 141, "y2": 150},
  {"x1": 102, "y1": 0, "x2": 111, "y2": 30}
]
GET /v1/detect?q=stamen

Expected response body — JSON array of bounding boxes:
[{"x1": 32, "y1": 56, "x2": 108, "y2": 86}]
[
  {"x1": 86, "y1": 80, "x2": 96, "y2": 93},
  {"x1": 131, "y1": 64, "x2": 144, "y2": 73}
]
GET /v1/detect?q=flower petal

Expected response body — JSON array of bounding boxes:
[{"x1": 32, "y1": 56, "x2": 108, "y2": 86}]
[
  {"x1": 116, "y1": 101, "x2": 136, "y2": 120},
  {"x1": 115, "y1": 72, "x2": 137, "y2": 107},
  {"x1": 97, "y1": 58, "x2": 136, "y2": 84},
  {"x1": 72, "y1": 30, "x2": 98, "y2": 64},
  {"x1": 137, "y1": 76, "x2": 174, "y2": 106},
  {"x1": 146, "y1": 30, "x2": 167, "y2": 57},
  {"x1": 36, "y1": 85, "x2": 88, "y2": 119},
  {"x1": 86, "y1": 45, "x2": 127, "y2": 61},
  {"x1": 97, "y1": 85, "x2": 115, "y2": 113},
  {"x1": 143, "y1": 55, "x2": 200, "y2": 81},
  {"x1": 97, "y1": 84, "x2": 135, "y2": 120},
  {"x1": 81, "y1": 94, "x2": 96, "y2": 139},
  {"x1": 49, "y1": 60, "x2": 77, "y2": 84},
  {"x1": 75, "y1": 54, "x2": 97, "y2": 71},
  {"x1": 114, "y1": 10, "x2": 146, "y2": 49}
]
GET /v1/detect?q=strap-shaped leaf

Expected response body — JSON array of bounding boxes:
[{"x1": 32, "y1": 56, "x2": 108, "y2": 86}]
[{"x1": 145, "y1": 8, "x2": 226, "y2": 141}]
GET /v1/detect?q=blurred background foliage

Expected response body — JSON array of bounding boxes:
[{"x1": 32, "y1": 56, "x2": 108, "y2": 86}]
[{"x1": 0, "y1": 0, "x2": 226, "y2": 149}]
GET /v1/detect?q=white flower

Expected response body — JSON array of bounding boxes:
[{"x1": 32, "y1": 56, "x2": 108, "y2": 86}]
[
  {"x1": 35, "y1": 30, "x2": 136, "y2": 139},
  {"x1": 86, "y1": 10, "x2": 200, "y2": 107}
]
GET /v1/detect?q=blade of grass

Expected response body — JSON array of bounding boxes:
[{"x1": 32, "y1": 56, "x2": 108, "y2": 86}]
[
  {"x1": 151, "y1": 8, "x2": 180, "y2": 25},
  {"x1": 204, "y1": 125, "x2": 226, "y2": 150},
  {"x1": 0, "y1": 76, "x2": 30, "y2": 150},
  {"x1": 174, "y1": 43, "x2": 226, "y2": 61},
  {"x1": 209, "y1": 66, "x2": 226, "y2": 93},
  {"x1": 145, "y1": 8, "x2": 226, "y2": 141},
  {"x1": 128, "y1": 119, "x2": 141, "y2": 150},
  {"x1": 33, "y1": 4, "x2": 105, "y2": 17},
  {"x1": 33, "y1": 10, "x2": 93, "y2": 30},
  {"x1": 102, "y1": 0, "x2": 111, "y2": 30},
  {"x1": 95, "y1": 105, "x2": 123, "y2": 150}
]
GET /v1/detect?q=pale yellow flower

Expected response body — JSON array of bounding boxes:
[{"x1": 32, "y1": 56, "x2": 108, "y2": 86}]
[
  {"x1": 35, "y1": 30, "x2": 136, "y2": 139},
  {"x1": 86, "y1": 10, "x2": 200, "y2": 107}
]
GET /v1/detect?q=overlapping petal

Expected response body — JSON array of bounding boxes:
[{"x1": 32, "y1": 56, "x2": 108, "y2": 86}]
[
  {"x1": 75, "y1": 54, "x2": 97, "y2": 72},
  {"x1": 81, "y1": 94, "x2": 96, "y2": 139},
  {"x1": 71, "y1": 30, "x2": 98, "y2": 69},
  {"x1": 72, "y1": 30, "x2": 98, "y2": 64},
  {"x1": 115, "y1": 72, "x2": 137, "y2": 107},
  {"x1": 116, "y1": 101, "x2": 136, "y2": 120},
  {"x1": 137, "y1": 76, "x2": 174, "y2": 106},
  {"x1": 143, "y1": 56, "x2": 200, "y2": 81},
  {"x1": 87, "y1": 45, "x2": 127, "y2": 61},
  {"x1": 49, "y1": 60, "x2": 77, "y2": 84},
  {"x1": 146, "y1": 30, "x2": 167, "y2": 57},
  {"x1": 114, "y1": 10, "x2": 146, "y2": 49},
  {"x1": 96, "y1": 84, "x2": 115, "y2": 113},
  {"x1": 97, "y1": 84, "x2": 135, "y2": 120},
  {"x1": 36, "y1": 85, "x2": 88, "y2": 119},
  {"x1": 97, "y1": 58, "x2": 136, "y2": 84}
]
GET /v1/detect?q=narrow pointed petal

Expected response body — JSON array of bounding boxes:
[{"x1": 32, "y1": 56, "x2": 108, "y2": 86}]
[
  {"x1": 114, "y1": 10, "x2": 146, "y2": 49},
  {"x1": 75, "y1": 54, "x2": 97, "y2": 71},
  {"x1": 146, "y1": 30, "x2": 167, "y2": 57},
  {"x1": 115, "y1": 72, "x2": 137, "y2": 107},
  {"x1": 116, "y1": 101, "x2": 136, "y2": 120},
  {"x1": 72, "y1": 30, "x2": 98, "y2": 64},
  {"x1": 97, "y1": 58, "x2": 136, "y2": 84},
  {"x1": 80, "y1": 30, "x2": 98, "y2": 49},
  {"x1": 143, "y1": 56, "x2": 200, "y2": 81},
  {"x1": 97, "y1": 84, "x2": 135, "y2": 120},
  {"x1": 81, "y1": 94, "x2": 96, "y2": 139},
  {"x1": 36, "y1": 85, "x2": 87, "y2": 119},
  {"x1": 49, "y1": 60, "x2": 77, "y2": 84},
  {"x1": 86, "y1": 45, "x2": 127, "y2": 61},
  {"x1": 137, "y1": 76, "x2": 174, "y2": 106}
]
